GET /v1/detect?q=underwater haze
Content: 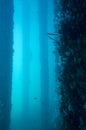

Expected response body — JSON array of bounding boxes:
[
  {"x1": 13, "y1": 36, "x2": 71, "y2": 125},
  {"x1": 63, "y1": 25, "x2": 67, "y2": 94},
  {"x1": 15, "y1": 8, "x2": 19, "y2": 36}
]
[{"x1": 10, "y1": 0, "x2": 60, "y2": 130}]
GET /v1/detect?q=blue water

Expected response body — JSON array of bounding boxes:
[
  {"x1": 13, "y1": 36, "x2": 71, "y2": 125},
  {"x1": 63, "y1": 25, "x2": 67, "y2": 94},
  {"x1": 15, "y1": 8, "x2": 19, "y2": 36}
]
[{"x1": 10, "y1": 0, "x2": 60, "y2": 130}]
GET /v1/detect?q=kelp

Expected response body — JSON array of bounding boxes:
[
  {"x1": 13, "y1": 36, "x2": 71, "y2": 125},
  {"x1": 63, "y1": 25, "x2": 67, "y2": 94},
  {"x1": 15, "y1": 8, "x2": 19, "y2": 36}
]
[{"x1": 54, "y1": 0, "x2": 86, "y2": 130}]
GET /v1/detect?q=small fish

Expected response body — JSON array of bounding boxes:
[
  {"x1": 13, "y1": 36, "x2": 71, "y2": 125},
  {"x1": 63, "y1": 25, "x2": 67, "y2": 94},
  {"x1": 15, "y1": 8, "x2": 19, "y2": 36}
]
[
  {"x1": 33, "y1": 97, "x2": 38, "y2": 100},
  {"x1": 42, "y1": 101, "x2": 45, "y2": 105}
]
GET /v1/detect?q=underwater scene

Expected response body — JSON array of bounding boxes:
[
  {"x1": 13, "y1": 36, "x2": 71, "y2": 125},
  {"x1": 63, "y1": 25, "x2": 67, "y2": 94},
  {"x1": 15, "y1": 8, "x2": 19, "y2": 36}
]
[{"x1": 0, "y1": 0, "x2": 86, "y2": 130}]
